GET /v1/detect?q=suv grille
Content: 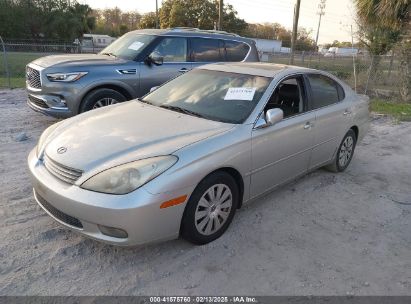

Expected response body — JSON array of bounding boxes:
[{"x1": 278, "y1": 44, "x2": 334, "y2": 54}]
[
  {"x1": 35, "y1": 191, "x2": 83, "y2": 229},
  {"x1": 28, "y1": 95, "x2": 49, "y2": 108},
  {"x1": 44, "y1": 155, "x2": 83, "y2": 184},
  {"x1": 26, "y1": 66, "x2": 41, "y2": 89}
]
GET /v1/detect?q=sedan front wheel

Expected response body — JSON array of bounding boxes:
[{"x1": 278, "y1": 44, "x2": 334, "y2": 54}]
[{"x1": 181, "y1": 172, "x2": 239, "y2": 245}]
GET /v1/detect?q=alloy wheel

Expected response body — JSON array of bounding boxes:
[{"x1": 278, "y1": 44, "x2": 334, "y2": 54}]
[
  {"x1": 92, "y1": 97, "x2": 118, "y2": 109},
  {"x1": 338, "y1": 135, "x2": 354, "y2": 168}
]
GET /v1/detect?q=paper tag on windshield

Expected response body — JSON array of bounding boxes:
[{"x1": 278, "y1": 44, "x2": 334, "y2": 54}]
[
  {"x1": 224, "y1": 87, "x2": 256, "y2": 101},
  {"x1": 128, "y1": 41, "x2": 144, "y2": 51}
]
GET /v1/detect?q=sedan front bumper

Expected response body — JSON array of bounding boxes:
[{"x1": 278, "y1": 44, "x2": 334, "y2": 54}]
[{"x1": 28, "y1": 148, "x2": 192, "y2": 246}]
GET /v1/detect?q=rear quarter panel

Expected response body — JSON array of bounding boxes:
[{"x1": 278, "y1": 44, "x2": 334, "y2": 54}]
[{"x1": 351, "y1": 93, "x2": 370, "y2": 142}]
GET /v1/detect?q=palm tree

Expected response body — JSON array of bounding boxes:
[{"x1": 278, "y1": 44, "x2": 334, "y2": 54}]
[{"x1": 355, "y1": 0, "x2": 410, "y2": 102}]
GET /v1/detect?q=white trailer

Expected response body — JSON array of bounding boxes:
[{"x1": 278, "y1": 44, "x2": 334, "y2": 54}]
[{"x1": 324, "y1": 47, "x2": 358, "y2": 57}]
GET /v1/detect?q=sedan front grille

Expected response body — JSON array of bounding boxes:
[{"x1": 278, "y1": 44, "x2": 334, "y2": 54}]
[
  {"x1": 28, "y1": 95, "x2": 49, "y2": 109},
  {"x1": 43, "y1": 155, "x2": 83, "y2": 184},
  {"x1": 35, "y1": 191, "x2": 83, "y2": 229},
  {"x1": 26, "y1": 66, "x2": 41, "y2": 89}
]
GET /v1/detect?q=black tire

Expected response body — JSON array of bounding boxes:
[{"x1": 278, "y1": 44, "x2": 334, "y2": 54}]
[
  {"x1": 181, "y1": 171, "x2": 239, "y2": 245},
  {"x1": 80, "y1": 88, "x2": 127, "y2": 113},
  {"x1": 326, "y1": 129, "x2": 357, "y2": 172}
]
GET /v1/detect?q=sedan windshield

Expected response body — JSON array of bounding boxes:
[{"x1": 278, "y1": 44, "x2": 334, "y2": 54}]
[
  {"x1": 100, "y1": 33, "x2": 155, "y2": 60},
  {"x1": 142, "y1": 70, "x2": 271, "y2": 124}
]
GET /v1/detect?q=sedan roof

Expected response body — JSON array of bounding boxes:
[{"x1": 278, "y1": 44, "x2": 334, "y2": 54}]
[{"x1": 199, "y1": 62, "x2": 315, "y2": 78}]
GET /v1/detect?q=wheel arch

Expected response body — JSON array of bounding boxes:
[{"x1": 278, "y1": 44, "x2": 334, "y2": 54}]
[
  {"x1": 194, "y1": 167, "x2": 245, "y2": 209},
  {"x1": 350, "y1": 125, "x2": 359, "y2": 140},
  {"x1": 79, "y1": 83, "x2": 135, "y2": 113}
]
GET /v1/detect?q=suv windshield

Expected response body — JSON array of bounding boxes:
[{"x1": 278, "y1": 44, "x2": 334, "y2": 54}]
[
  {"x1": 142, "y1": 69, "x2": 271, "y2": 124},
  {"x1": 100, "y1": 33, "x2": 155, "y2": 60}
]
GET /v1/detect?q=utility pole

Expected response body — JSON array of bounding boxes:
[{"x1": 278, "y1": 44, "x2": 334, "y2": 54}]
[
  {"x1": 155, "y1": 0, "x2": 159, "y2": 29},
  {"x1": 289, "y1": 0, "x2": 301, "y2": 65},
  {"x1": 218, "y1": 0, "x2": 223, "y2": 31},
  {"x1": 315, "y1": 0, "x2": 326, "y2": 49}
]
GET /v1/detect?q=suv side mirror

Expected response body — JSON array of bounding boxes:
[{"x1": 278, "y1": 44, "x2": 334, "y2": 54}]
[
  {"x1": 147, "y1": 51, "x2": 163, "y2": 66},
  {"x1": 265, "y1": 108, "x2": 283, "y2": 125}
]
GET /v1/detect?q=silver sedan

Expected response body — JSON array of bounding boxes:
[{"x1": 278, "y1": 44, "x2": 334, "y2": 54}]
[{"x1": 28, "y1": 62, "x2": 370, "y2": 246}]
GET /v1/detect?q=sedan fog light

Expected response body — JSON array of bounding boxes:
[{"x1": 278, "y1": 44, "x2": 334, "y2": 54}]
[{"x1": 98, "y1": 225, "x2": 128, "y2": 239}]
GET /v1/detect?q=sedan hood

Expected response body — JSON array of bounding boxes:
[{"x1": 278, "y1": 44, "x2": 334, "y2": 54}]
[
  {"x1": 32, "y1": 54, "x2": 127, "y2": 69},
  {"x1": 44, "y1": 102, "x2": 233, "y2": 172}
]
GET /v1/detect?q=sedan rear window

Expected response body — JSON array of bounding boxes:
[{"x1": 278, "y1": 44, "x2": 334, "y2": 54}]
[
  {"x1": 142, "y1": 70, "x2": 271, "y2": 124},
  {"x1": 307, "y1": 74, "x2": 344, "y2": 109}
]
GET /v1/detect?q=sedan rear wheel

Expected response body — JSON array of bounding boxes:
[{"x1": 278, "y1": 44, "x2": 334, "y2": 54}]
[
  {"x1": 326, "y1": 129, "x2": 357, "y2": 172},
  {"x1": 181, "y1": 172, "x2": 239, "y2": 245}
]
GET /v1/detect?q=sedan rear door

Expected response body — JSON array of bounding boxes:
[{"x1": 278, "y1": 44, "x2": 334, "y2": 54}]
[{"x1": 305, "y1": 73, "x2": 353, "y2": 169}]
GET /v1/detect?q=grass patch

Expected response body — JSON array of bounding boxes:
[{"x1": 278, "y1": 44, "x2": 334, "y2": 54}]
[
  {"x1": 0, "y1": 52, "x2": 52, "y2": 88},
  {"x1": 0, "y1": 77, "x2": 25, "y2": 88},
  {"x1": 370, "y1": 99, "x2": 411, "y2": 121}
]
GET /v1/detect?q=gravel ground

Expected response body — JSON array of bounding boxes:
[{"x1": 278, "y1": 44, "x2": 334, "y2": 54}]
[{"x1": 0, "y1": 89, "x2": 410, "y2": 296}]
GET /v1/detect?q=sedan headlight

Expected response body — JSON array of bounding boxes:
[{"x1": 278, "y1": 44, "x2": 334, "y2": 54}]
[
  {"x1": 46, "y1": 72, "x2": 88, "y2": 82},
  {"x1": 81, "y1": 156, "x2": 178, "y2": 194}
]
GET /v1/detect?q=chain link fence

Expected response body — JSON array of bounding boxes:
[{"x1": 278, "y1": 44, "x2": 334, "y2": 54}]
[
  {"x1": 264, "y1": 50, "x2": 402, "y2": 99},
  {"x1": 0, "y1": 38, "x2": 403, "y2": 101},
  {"x1": 0, "y1": 38, "x2": 101, "y2": 88}
]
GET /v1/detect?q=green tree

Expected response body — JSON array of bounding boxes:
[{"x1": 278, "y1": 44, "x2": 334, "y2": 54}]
[
  {"x1": 139, "y1": 12, "x2": 158, "y2": 29},
  {"x1": 91, "y1": 7, "x2": 141, "y2": 37},
  {"x1": 158, "y1": 0, "x2": 246, "y2": 34},
  {"x1": 0, "y1": 0, "x2": 94, "y2": 41},
  {"x1": 355, "y1": 0, "x2": 410, "y2": 102}
]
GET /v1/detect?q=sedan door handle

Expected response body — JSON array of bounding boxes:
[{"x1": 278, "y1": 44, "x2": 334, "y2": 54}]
[
  {"x1": 179, "y1": 68, "x2": 189, "y2": 73},
  {"x1": 343, "y1": 109, "x2": 352, "y2": 115},
  {"x1": 304, "y1": 122, "x2": 313, "y2": 129}
]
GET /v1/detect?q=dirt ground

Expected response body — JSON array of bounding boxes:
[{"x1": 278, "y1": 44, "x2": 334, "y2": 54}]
[{"x1": 0, "y1": 89, "x2": 410, "y2": 296}]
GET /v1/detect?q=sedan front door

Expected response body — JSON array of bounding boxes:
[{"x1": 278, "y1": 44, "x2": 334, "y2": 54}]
[{"x1": 250, "y1": 111, "x2": 316, "y2": 198}]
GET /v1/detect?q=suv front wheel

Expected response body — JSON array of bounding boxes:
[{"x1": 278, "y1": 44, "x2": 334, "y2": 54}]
[{"x1": 80, "y1": 88, "x2": 126, "y2": 113}]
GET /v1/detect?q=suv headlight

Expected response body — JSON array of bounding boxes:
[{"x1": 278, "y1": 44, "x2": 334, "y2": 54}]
[
  {"x1": 81, "y1": 156, "x2": 178, "y2": 194},
  {"x1": 46, "y1": 72, "x2": 88, "y2": 82}
]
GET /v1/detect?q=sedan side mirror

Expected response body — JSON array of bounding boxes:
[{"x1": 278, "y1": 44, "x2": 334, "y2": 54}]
[
  {"x1": 265, "y1": 108, "x2": 284, "y2": 126},
  {"x1": 147, "y1": 51, "x2": 163, "y2": 66}
]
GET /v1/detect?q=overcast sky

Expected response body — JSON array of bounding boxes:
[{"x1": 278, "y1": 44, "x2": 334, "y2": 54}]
[{"x1": 81, "y1": 0, "x2": 357, "y2": 44}]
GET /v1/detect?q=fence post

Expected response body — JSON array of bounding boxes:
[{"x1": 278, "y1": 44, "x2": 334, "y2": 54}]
[
  {"x1": 386, "y1": 52, "x2": 394, "y2": 85},
  {"x1": 365, "y1": 55, "x2": 374, "y2": 95},
  {"x1": 0, "y1": 36, "x2": 11, "y2": 88}
]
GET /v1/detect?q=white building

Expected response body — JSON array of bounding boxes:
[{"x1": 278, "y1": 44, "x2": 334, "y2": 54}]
[{"x1": 252, "y1": 38, "x2": 282, "y2": 61}]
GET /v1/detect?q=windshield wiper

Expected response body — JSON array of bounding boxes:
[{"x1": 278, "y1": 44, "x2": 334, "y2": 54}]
[
  {"x1": 137, "y1": 98, "x2": 152, "y2": 105},
  {"x1": 160, "y1": 105, "x2": 208, "y2": 119},
  {"x1": 101, "y1": 52, "x2": 117, "y2": 57}
]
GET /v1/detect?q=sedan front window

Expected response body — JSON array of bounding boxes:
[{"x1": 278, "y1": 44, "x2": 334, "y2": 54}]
[{"x1": 142, "y1": 70, "x2": 271, "y2": 124}]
